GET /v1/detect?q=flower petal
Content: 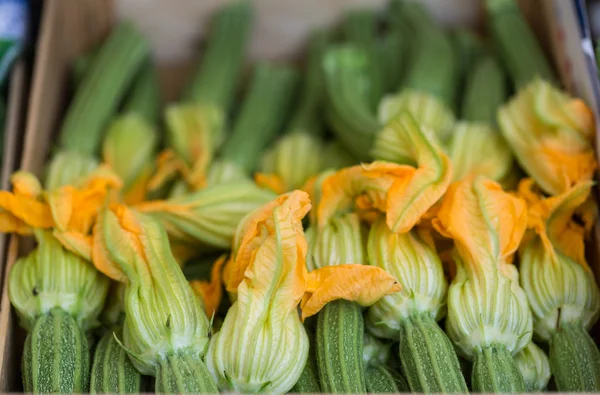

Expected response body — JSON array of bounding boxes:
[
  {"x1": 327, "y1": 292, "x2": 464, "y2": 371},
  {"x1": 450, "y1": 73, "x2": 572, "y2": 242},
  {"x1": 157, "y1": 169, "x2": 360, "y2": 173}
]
[
  {"x1": 497, "y1": 78, "x2": 597, "y2": 195},
  {"x1": 254, "y1": 173, "x2": 287, "y2": 195},
  {"x1": 433, "y1": 175, "x2": 528, "y2": 272},
  {"x1": 190, "y1": 255, "x2": 226, "y2": 317},
  {"x1": 301, "y1": 264, "x2": 401, "y2": 320}
]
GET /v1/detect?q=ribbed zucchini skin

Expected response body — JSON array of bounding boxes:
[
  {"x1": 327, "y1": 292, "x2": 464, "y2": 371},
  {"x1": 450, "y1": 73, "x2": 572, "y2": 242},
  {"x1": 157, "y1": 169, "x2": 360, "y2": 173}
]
[
  {"x1": 155, "y1": 352, "x2": 219, "y2": 394},
  {"x1": 549, "y1": 324, "x2": 600, "y2": 391},
  {"x1": 398, "y1": 313, "x2": 468, "y2": 393},
  {"x1": 471, "y1": 344, "x2": 525, "y2": 393},
  {"x1": 22, "y1": 308, "x2": 90, "y2": 393},
  {"x1": 90, "y1": 329, "x2": 143, "y2": 394},
  {"x1": 292, "y1": 353, "x2": 321, "y2": 393},
  {"x1": 365, "y1": 363, "x2": 409, "y2": 393},
  {"x1": 316, "y1": 300, "x2": 366, "y2": 393}
]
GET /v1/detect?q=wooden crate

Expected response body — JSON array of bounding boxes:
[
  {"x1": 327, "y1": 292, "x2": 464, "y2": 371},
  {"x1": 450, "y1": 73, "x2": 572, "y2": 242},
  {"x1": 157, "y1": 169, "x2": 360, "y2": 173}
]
[{"x1": 0, "y1": 0, "x2": 599, "y2": 391}]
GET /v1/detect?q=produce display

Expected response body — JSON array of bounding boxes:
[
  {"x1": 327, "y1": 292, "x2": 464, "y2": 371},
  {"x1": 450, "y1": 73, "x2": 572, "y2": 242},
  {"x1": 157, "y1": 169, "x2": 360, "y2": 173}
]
[{"x1": 0, "y1": 0, "x2": 599, "y2": 393}]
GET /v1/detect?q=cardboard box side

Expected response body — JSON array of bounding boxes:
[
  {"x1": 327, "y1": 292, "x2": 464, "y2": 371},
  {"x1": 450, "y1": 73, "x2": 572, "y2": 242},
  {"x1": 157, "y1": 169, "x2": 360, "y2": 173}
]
[{"x1": 0, "y1": 62, "x2": 27, "y2": 288}]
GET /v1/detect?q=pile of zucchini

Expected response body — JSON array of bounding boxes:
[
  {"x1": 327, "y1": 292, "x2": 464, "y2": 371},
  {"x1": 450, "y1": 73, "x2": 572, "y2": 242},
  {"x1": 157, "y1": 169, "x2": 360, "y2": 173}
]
[{"x1": 1, "y1": 0, "x2": 599, "y2": 393}]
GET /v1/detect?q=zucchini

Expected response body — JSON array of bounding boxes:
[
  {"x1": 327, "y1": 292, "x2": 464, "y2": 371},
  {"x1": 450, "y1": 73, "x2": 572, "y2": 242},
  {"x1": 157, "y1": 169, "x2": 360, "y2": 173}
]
[
  {"x1": 316, "y1": 300, "x2": 366, "y2": 393},
  {"x1": 461, "y1": 55, "x2": 506, "y2": 126},
  {"x1": 292, "y1": 350, "x2": 321, "y2": 393},
  {"x1": 58, "y1": 22, "x2": 148, "y2": 155},
  {"x1": 219, "y1": 63, "x2": 298, "y2": 173},
  {"x1": 549, "y1": 323, "x2": 600, "y2": 391},
  {"x1": 90, "y1": 327, "x2": 143, "y2": 394},
  {"x1": 365, "y1": 363, "x2": 409, "y2": 393},
  {"x1": 471, "y1": 344, "x2": 526, "y2": 393},
  {"x1": 155, "y1": 352, "x2": 219, "y2": 394},
  {"x1": 398, "y1": 313, "x2": 468, "y2": 393},
  {"x1": 22, "y1": 308, "x2": 90, "y2": 393},
  {"x1": 485, "y1": 0, "x2": 556, "y2": 87}
]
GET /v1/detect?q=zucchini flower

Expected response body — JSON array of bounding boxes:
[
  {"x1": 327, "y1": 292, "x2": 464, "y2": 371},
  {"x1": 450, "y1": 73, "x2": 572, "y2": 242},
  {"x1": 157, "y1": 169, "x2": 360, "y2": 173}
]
[
  {"x1": 448, "y1": 122, "x2": 513, "y2": 183},
  {"x1": 133, "y1": 180, "x2": 276, "y2": 250},
  {"x1": 366, "y1": 218, "x2": 448, "y2": 339},
  {"x1": 517, "y1": 179, "x2": 600, "y2": 391},
  {"x1": 517, "y1": 179, "x2": 600, "y2": 339},
  {"x1": 45, "y1": 150, "x2": 99, "y2": 190},
  {"x1": 150, "y1": 104, "x2": 224, "y2": 193},
  {"x1": 256, "y1": 132, "x2": 325, "y2": 194},
  {"x1": 208, "y1": 191, "x2": 400, "y2": 393},
  {"x1": 102, "y1": 113, "x2": 158, "y2": 205},
  {"x1": 0, "y1": 168, "x2": 122, "y2": 258},
  {"x1": 92, "y1": 204, "x2": 218, "y2": 393},
  {"x1": 433, "y1": 175, "x2": 532, "y2": 392},
  {"x1": 514, "y1": 342, "x2": 551, "y2": 391},
  {"x1": 9, "y1": 230, "x2": 110, "y2": 332},
  {"x1": 377, "y1": 89, "x2": 455, "y2": 146},
  {"x1": 497, "y1": 78, "x2": 596, "y2": 196}
]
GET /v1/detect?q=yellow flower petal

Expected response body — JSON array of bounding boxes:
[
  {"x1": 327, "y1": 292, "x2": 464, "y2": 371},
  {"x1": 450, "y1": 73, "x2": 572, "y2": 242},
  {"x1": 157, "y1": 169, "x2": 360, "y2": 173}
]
[
  {"x1": 0, "y1": 191, "x2": 54, "y2": 230},
  {"x1": 52, "y1": 230, "x2": 92, "y2": 261},
  {"x1": 190, "y1": 255, "x2": 226, "y2": 317},
  {"x1": 498, "y1": 78, "x2": 597, "y2": 195},
  {"x1": 517, "y1": 178, "x2": 593, "y2": 271},
  {"x1": 254, "y1": 173, "x2": 287, "y2": 195},
  {"x1": 369, "y1": 113, "x2": 453, "y2": 233},
  {"x1": 433, "y1": 175, "x2": 528, "y2": 271},
  {"x1": 301, "y1": 264, "x2": 401, "y2": 320},
  {"x1": 226, "y1": 191, "x2": 311, "y2": 293},
  {"x1": 11, "y1": 171, "x2": 42, "y2": 197}
]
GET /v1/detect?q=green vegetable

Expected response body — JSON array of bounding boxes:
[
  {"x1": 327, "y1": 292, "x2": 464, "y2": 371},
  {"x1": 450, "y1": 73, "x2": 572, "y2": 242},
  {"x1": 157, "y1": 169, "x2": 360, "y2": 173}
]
[
  {"x1": 58, "y1": 22, "x2": 149, "y2": 155},
  {"x1": 342, "y1": 9, "x2": 383, "y2": 108},
  {"x1": 155, "y1": 353, "x2": 218, "y2": 394},
  {"x1": 22, "y1": 308, "x2": 90, "y2": 393},
  {"x1": 471, "y1": 344, "x2": 526, "y2": 393},
  {"x1": 322, "y1": 45, "x2": 379, "y2": 161},
  {"x1": 218, "y1": 63, "x2": 298, "y2": 174},
  {"x1": 292, "y1": 343, "x2": 321, "y2": 393},
  {"x1": 122, "y1": 61, "x2": 160, "y2": 125},
  {"x1": 398, "y1": 313, "x2": 468, "y2": 393},
  {"x1": 515, "y1": 341, "x2": 551, "y2": 391},
  {"x1": 183, "y1": 0, "x2": 251, "y2": 108},
  {"x1": 316, "y1": 300, "x2": 366, "y2": 393},
  {"x1": 485, "y1": 0, "x2": 556, "y2": 88},
  {"x1": 549, "y1": 323, "x2": 600, "y2": 391},
  {"x1": 461, "y1": 55, "x2": 506, "y2": 125},
  {"x1": 399, "y1": 1, "x2": 458, "y2": 106},
  {"x1": 365, "y1": 363, "x2": 409, "y2": 393},
  {"x1": 90, "y1": 327, "x2": 143, "y2": 394}
]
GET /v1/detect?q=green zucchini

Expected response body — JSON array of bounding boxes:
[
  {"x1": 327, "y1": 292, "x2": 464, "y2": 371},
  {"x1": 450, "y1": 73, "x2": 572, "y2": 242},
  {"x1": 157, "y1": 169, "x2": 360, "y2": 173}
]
[
  {"x1": 155, "y1": 352, "x2": 219, "y2": 394},
  {"x1": 22, "y1": 308, "x2": 90, "y2": 393},
  {"x1": 292, "y1": 350, "x2": 321, "y2": 393},
  {"x1": 549, "y1": 323, "x2": 600, "y2": 391},
  {"x1": 471, "y1": 344, "x2": 526, "y2": 393},
  {"x1": 365, "y1": 363, "x2": 409, "y2": 393},
  {"x1": 316, "y1": 300, "x2": 366, "y2": 393},
  {"x1": 90, "y1": 327, "x2": 143, "y2": 394},
  {"x1": 398, "y1": 313, "x2": 468, "y2": 393}
]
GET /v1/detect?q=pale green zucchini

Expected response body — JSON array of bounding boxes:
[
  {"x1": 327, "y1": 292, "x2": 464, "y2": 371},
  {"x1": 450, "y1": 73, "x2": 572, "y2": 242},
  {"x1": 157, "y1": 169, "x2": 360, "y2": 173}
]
[
  {"x1": 471, "y1": 344, "x2": 526, "y2": 393},
  {"x1": 155, "y1": 352, "x2": 219, "y2": 394},
  {"x1": 549, "y1": 323, "x2": 600, "y2": 391},
  {"x1": 90, "y1": 327, "x2": 143, "y2": 394},
  {"x1": 398, "y1": 313, "x2": 468, "y2": 393},
  {"x1": 365, "y1": 363, "x2": 409, "y2": 393},
  {"x1": 22, "y1": 308, "x2": 90, "y2": 393},
  {"x1": 316, "y1": 300, "x2": 366, "y2": 393}
]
